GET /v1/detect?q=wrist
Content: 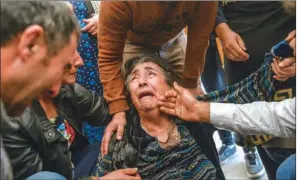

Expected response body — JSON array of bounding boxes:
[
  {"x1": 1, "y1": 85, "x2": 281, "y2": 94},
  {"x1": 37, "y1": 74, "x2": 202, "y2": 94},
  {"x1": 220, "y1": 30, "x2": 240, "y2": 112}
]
[
  {"x1": 194, "y1": 102, "x2": 211, "y2": 123},
  {"x1": 113, "y1": 111, "x2": 126, "y2": 118},
  {"x1": 215, "y1": 22, "x2": 231, "y2": 39}
]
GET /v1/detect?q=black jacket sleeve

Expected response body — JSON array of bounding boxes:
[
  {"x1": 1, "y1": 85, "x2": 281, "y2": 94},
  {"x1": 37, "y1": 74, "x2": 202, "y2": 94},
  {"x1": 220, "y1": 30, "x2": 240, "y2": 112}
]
[
  {"x1": 215, "y1": 2, "x2": 227, "y2": 28},
  {"x1": 70, "y1": 83, "x2": 112, "y2": 126}
]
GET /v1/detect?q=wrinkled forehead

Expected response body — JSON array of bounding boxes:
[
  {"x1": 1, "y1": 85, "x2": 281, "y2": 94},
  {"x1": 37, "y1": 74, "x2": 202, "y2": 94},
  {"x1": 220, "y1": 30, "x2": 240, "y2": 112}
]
[{"x1": 131, "y1": 62, "x2": 163, "y2": 74}]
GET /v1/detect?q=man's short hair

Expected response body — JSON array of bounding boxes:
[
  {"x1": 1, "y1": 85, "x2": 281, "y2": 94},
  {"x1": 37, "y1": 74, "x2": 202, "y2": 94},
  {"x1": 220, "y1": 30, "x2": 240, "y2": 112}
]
[
  {"x1": 123, "y1": 52, "x2": 179, "y2": 93},
  {"x1": 1, "y1": 1, "x2": 80, "y2": 56}
]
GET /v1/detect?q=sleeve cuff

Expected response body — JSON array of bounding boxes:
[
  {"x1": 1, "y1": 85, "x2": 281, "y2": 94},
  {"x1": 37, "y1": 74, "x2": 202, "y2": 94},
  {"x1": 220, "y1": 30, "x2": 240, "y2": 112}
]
[
  {"x1": 210, "y1": 103, "x2": 235, "y2": 129},
  {"x1": 109, "y1": 99, "x2": 129, "y2": 115}
]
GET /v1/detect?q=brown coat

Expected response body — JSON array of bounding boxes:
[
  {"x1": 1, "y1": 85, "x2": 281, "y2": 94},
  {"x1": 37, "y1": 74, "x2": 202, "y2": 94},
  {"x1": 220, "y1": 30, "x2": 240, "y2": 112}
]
[{"x1": 98, "y1": 1, "x2": 217, "y2": 114}]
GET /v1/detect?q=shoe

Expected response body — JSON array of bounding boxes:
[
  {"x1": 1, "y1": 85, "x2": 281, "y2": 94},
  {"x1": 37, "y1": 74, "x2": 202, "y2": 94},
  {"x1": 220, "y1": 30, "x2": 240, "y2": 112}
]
[
  {"x1": 218, "y1": 144, "x2": 237, "y2": 165},
  {"x1": 245, "y1": 151, "x2": 265, "y2": 179}
]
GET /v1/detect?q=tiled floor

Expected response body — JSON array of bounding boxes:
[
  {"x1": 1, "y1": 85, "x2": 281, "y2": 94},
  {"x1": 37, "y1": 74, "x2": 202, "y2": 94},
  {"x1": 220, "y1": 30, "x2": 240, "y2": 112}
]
[{"x1": 213, "y1": 132, "x2": 269, "y2": 180}]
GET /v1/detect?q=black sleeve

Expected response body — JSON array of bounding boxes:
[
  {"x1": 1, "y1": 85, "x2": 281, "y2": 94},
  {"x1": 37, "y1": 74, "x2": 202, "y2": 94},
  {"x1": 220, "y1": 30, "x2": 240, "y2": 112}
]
[
  {"x1": 71, "y1": 83, "x2": 112, "y2": 126},
  {"x1": 215, "y1": 2, "x2": 227, "y2": 28}
]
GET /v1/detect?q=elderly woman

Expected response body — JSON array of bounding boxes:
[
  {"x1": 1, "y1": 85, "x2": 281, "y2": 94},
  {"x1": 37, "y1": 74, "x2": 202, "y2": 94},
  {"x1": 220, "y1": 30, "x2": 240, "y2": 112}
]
[{"x1": 92, "y1": 53, "x2": 225, "y2": 180}]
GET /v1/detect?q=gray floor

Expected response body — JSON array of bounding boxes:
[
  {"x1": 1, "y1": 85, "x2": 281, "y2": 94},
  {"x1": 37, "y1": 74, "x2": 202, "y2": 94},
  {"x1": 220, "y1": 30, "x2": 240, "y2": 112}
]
[{"x1": 213, "y1": 132, "x2": 269, "y2": 180}]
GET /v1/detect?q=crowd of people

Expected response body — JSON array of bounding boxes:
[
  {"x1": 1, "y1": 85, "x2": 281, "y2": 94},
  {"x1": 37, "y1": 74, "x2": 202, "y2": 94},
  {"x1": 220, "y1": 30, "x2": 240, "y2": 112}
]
[{"x1": 0, "y1": 1, "x2": 295, "y2": 180}]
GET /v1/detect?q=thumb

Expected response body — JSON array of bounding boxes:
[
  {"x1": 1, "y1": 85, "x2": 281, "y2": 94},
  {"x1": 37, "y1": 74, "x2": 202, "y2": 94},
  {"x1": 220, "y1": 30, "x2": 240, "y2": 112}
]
[
  {"x1": 173, "y1": 82, "x2": 187, "y2": 95},
  {"x1": 285, "y1": 30, "x2": 296, "y2": 42},
  {"x1": 121, "y1": 168, "x2": 138, "y2": 175},
  {"x1": 236, "y1": 35, "x2": 246, "y2": 51},
  {"x1": 279, "y1": 57, "x2": 296, "y2": 68}
]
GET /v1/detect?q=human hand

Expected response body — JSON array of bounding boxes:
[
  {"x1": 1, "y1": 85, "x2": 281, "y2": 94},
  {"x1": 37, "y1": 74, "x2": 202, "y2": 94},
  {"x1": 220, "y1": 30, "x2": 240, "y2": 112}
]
[
  {"x1": 101, "y1": 111, "x2": 126, "y2": 156},
  {"x1": 272, "y1": 57, "x2": 296, "y2": 81},
  {"x1": 285, "y1": 30, "x2": 296, "y2": 56},
  {"x1": 81, "y1": 14, "x2": 99, "y2": 36},
  {"x1": 100, "y1": 168, "x2": 141, "y2": 180},
  {"x1": 187, "y1": 86, "x2": 205, "y2": 96},
  {"x1": 159, "y1": 82, "x2": 210, "y2": 122},
  {"x1": 216, "y1": 23, "x2": 249, "y2": 61}
]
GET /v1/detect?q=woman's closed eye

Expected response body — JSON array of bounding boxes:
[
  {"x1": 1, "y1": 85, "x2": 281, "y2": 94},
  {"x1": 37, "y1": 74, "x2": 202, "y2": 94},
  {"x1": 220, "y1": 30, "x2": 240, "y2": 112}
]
[{"x1": 147, "y1": 71, "x2": 156, "y2": 77}]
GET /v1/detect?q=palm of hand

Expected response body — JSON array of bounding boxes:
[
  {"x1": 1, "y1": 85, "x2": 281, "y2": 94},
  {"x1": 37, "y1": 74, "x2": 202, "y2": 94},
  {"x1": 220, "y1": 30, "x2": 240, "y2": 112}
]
[{"x1": 175, "y1": 91, "x2": 197, "y2": 121}]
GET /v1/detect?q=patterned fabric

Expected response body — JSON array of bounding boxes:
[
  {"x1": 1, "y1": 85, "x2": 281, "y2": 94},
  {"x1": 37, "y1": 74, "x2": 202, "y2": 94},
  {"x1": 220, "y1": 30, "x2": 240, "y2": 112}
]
[
  {"x1": 70, "y1": 1, "x2": 105, "y2": 144},
  {"x1": 49, "y1": 116, "x2": 76, "y2": 147},
  {"x1": 197, "y1": 49, "x2": 295, "y2": 146},
  {"x1": 197, "y1": 53, "x2": 275, "y2": 103},
  {"x1": 93, "y1": 125, "x2": 216, "y2": 180}
]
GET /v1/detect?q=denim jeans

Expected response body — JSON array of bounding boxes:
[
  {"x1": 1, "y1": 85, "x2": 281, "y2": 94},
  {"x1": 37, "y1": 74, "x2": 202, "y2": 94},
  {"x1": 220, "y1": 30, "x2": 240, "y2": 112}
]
[
  {"x1": 26, "y1": 171, "x2": 66, "y2": 180},
  {"x1": 276, "y1": 154, "x2": 296, "y2": 180}
]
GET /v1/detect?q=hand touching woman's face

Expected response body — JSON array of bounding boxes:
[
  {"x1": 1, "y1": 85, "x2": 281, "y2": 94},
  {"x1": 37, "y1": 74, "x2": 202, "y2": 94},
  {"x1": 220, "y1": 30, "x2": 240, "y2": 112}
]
[{"x1": 128, "y1": 62, "x2": 171, "y2": 112}]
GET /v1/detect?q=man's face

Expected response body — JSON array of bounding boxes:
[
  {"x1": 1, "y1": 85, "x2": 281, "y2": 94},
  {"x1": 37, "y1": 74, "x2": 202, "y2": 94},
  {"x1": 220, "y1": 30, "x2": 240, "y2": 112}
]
[
  {"x1": 2, "y1": 31, "x2": 78, "y2": 116},
  {"x1": 128, "y1": 62, "x2": 171, "y2": 112}
]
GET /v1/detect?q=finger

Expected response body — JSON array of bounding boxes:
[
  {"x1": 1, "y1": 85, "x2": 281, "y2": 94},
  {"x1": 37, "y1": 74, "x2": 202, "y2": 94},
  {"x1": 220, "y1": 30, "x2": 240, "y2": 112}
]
[
  {"x1": 88, "y1": 26, "x2": 97, "y2": 33},
  {"x1": 164, "y1": 89, "x2": 177, "y2": 98},
  {"x1": 91, "y1": 31, "x2": 97, "y2": 36},
  {"x1": 279, "y1": 57, "x2": 296, "y2": 68},
  {"x1": 223, "y1": 47, "x2": 237, "y2": 61},
  {"x1": 160, "y1": 107, "x2": 176, "y2": 116},
  {"x1": 232, "y1": 42, "x2": 249, "y2": 60},
  {"x1": 274, "y1": 59, "x2": 289, "y2": 77},
  {"x1": 121, "y1": 168, "x2": 138, "y2": 175},
  {"x1": 159, "y1": 101, "x2": 175, "y2": 109},
  {"x1": 173, "y1": 82, "x2": 187, "y2": 95},
  {"x1": 272, "y1": 61, "x2": 286, "y2": 78},
  {"x1": 102, "y1": 129, "x2": 113, "y2": 156},
  {"x1": 236, "y1": 35, "x2": 247, "y2": 51},
  {"x1": 100, "y1": 136, "x2": 105, "y2": 155},
  {"x1": 83, "y1": 18, "x2": 91, "y2": 23},
  {"x1": 165, "y1": 97, "x2": 176, "y2": 103},
  {"x1": 81, "y1": 23, "x2": 92, "y2": 32},
  {"x1": 273, "y1": 75, "x2": 288, "y2": 82},
  {"x1": 225, "y1": 51, "x2": 236, "y2": 61},
  {"x1": 116, "y1": 125, "x2": 124, "y2": 140}
]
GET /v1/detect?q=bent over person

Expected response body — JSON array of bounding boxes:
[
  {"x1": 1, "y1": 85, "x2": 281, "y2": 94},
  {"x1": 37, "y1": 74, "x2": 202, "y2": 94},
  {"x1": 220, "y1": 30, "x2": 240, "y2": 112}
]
[{"x1": 98, "y1": 2, "x2": 218, "y2": 145}]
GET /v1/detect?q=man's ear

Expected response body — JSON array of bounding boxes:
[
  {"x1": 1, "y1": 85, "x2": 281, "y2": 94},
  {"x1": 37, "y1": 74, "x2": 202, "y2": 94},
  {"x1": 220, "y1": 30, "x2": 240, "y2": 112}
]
[{"x1": 17, "y1": 25, "x2": 45, "y2": 61}]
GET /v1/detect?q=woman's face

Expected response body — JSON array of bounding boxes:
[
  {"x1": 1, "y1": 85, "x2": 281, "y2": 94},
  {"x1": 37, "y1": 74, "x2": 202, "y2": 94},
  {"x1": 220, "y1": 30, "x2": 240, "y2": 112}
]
[
  {"x1": 128, "y1": 62, "x2": 170, "y2": 112},
  {"x1": 62, "y1": 51, "x2": 84, "y2": 84}
]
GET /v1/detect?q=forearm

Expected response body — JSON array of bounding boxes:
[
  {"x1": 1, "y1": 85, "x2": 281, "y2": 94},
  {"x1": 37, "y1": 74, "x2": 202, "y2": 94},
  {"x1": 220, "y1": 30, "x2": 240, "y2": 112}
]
[
  {"x1": 215, "y1": 2, "x2": 227, "y2": 29},
  {"x1": 210, "y1": 98, "x2": 296, "y2": 138},
  {"x1": 184, "y1": 2, "x2": 217, "y2": 85},
  {"x1": 98, "y1": 2, "x2": 131, "y2": 114}
]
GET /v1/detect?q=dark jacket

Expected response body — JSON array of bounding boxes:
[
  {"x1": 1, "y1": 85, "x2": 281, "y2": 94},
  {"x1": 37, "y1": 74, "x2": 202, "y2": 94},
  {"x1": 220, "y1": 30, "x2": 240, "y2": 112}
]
[{"x1": 2, "y1": 83, "x2": 112, "y2": 180}]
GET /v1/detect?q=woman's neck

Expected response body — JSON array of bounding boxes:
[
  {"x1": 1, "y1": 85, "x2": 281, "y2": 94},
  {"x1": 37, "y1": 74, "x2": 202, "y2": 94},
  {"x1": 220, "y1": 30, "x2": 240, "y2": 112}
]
[
  {"x1": 139, "y1": 109, "x2": 172, "y2": 137},
  {"x1": 38, "y1": 96, "x2": 58, "y2": 119}
]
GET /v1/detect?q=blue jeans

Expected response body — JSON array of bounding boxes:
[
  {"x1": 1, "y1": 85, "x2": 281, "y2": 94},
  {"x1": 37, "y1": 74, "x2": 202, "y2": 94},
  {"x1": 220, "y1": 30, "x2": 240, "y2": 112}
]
[
  {"x1": 26, "y1": 171, "x2": 66, "y2": 180},
  {"x1": 276, "y1": 154, "x2": 296, "y2": 180}
]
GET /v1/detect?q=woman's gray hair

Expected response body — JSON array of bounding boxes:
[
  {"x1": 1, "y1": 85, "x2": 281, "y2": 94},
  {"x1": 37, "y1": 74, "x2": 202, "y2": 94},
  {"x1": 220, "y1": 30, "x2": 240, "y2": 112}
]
[
  {"x1": 1, "y1": 1, "x2": 80, "y2": 56},
  {"x1": 123, "y1": 52, "x2": 179, "y2": 95}
]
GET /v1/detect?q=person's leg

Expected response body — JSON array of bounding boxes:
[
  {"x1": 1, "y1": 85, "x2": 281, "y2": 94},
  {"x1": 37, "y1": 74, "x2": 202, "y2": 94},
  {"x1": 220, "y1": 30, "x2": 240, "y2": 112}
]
[
  {"x1": 277, "y1": 154, "x2": 296, "y2": 180},
  {"x1": 26, "y1": 171, "x2": 66, "y2": 180},
  {"x1": 224, "y1": 55, "x2": 265, "y2": 178},
  {"x1": 72, "y1": 141, "x2": 101, "y2": 180},
  {"x1": 243, "y1": 147, "x2": 265, "y2": 179},
  {"x1": 217, "y1": 130, "x2": 237, "y2": 165}
]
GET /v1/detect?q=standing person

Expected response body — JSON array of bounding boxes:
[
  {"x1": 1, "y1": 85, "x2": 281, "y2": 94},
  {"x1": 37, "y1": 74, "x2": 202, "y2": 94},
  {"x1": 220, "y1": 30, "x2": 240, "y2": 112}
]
[
  {"x1": 98, "y1": 1, "x2": 218, "y2": 153},
  {"x1": 69, "y1": 1, "x2": 105, "y2": 144},
  {"x1": 214, "y1": 1, "x2": 295, "y2": 179},
  {"x1": 0, "y1": 1, "x2": 80, "y2": 179}
]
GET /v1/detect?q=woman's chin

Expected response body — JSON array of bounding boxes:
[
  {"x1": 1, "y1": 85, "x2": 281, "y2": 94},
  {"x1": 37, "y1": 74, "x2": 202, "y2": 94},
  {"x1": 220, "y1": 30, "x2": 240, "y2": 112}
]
[{"x1": 63, "y1": 77, "x2": 76, "y2": 85}]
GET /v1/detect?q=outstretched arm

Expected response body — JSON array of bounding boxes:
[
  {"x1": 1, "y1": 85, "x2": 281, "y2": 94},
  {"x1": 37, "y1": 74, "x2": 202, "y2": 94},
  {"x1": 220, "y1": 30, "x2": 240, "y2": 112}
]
[{"x1": 159, "y1": 82, "x2": 296, "y2": 138}]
